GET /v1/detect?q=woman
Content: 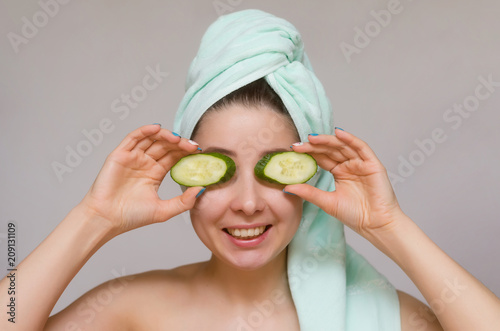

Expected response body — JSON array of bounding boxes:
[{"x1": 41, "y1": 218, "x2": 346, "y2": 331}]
[{"x1": 2, "y1": 9, "x2": 499, "y2": 331}]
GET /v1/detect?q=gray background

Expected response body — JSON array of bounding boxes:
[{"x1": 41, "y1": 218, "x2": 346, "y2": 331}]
[{"x1": 1, "y1": 0, "x2": 499, "y2": 315}]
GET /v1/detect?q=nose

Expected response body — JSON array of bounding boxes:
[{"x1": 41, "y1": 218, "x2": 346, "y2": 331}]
[{"x1": 229, "y1": 166, "x2": 266, "y2": 216}]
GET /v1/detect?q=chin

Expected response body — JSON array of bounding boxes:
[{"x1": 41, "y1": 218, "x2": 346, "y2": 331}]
[{"x1": 219, "y1": 247, "x2": 287, "y2": 271}]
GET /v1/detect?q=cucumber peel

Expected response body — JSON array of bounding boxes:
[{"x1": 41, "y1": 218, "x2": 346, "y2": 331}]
[
  {"x1": 254, "y1": 151, "x2": 317, "y2": 185},
  {"x1": 170, "y1": 152, "x2": 236, "y2": 187}
]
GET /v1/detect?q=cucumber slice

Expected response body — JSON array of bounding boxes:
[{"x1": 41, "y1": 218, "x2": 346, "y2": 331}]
[
  {"x1": 170, "y1": 153, "x2": 236, "y2": 187},
  {"x1": 254, "y1": 152, "x2": 317, "y2": 185}
]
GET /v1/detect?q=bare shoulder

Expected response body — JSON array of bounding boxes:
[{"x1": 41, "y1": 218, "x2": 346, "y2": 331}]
[
  {"x1": 397, "y1": 290, "x2": 443, "y2": 331},
  {"x1": 119, "y1": 261, "x2": 207, "y2": 292},
  {"x1": 45, "y1": 262, "x2": 207, "y2": 331},
  {"x1": 124, "y1": 261, "x2": 208, "y2": 304}
]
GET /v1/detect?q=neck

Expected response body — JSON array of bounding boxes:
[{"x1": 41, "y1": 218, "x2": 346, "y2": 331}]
[{"x1": 202, "y1": 248, "x2": 292, "y2": 306}]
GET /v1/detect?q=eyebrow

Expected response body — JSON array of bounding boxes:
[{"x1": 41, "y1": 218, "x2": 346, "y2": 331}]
[{"x1": 202, "y1": 146, "x2": 290, "y2": 158}]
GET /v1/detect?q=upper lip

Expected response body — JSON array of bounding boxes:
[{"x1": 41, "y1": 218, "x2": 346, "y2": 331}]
[{"x1": 223, "y1": 223, "x2": 271, "y2": 229}]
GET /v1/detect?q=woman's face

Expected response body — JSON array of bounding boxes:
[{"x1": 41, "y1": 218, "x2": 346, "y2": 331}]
[{"x1": 190, "y1": 104, "x2": 303, "y2": 270}]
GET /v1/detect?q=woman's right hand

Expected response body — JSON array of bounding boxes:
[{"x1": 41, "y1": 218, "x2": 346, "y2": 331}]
[{"x1": 79, "y1": 124, "x2": 203, "y2": 238}]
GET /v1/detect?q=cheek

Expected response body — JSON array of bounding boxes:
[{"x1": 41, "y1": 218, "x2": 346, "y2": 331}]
[
  {"x1": 189, "y1": 189, "x2": 232, "y2": 248},
  {"x1": 269, "y1": 191, "x2": 303, "y2": 226},
  {"x1": 191, "y1": 188, "x2": 230, "y2": 223},
  {"x1": 271, "y1": 189, "x2": 302, "y2": 211}
]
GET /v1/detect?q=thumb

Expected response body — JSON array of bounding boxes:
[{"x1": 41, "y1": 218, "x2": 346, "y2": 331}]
[
  {"x1": 284, "y1": 183, "x2": 336, "y2": 214},
  {"x1": 155, "y1": 186, "x2": 205, "y2": 222}
]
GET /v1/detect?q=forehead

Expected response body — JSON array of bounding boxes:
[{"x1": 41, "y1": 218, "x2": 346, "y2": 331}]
[{"x1": 193, "y1": 104, "x2": 299, "y2": 156}]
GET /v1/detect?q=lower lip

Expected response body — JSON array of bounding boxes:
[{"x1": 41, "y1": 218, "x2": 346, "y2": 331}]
[{"x1": 224, "y1": 227, "x2": 271, "y2": 248}]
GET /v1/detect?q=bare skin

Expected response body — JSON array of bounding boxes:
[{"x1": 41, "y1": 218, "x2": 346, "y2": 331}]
[{"x1": 1, "y1": 105, "x2": 499, "y2": 330}]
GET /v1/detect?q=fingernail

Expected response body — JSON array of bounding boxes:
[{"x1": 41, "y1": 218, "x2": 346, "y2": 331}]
[
  {"x1": 196, "y1": 187, "x2": 206, "y2": 198},
  {"x1": 290, "y1": 142, "x2": 304, "y2": 149},
  {"x1": 189, "y1": 140, "x2": 202, "y2": 151},
  {"x1": 152, "y1": 123, "x2": 161, "y2": 126},
  {"x1": 172, "y1": 132, "x2": 181, "y2": 137},
  {"x1": 308, "y1": 133, "x2": 319, "y2": 136},
  {"x1": 283, "y1": 188, "x2": 296, "y2": 196},
  {"x1": 335, "y1": 127, "x2": 344, "y2": 131}
]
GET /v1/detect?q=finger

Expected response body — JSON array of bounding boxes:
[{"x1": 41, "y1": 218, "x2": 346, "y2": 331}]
[
  {"x1": 332, "y1": 128, "x2": 380, "y2": 162},
  {"x1": 134, "y1": 136, "x2": 156, "y2": 151},
  {"x1": 156, "y1": 149, "x2": 194, "y2": 170},
  {"x1": 154, "y1": 186, "x2": 205, "y2": 223},
  {"x1": 116, "y1": 124, "x2": 164, "y2": 152},
  {"x1": 301, "y1": 134, "x2": 360, "y2": 160},
  {"x1": 292, "y1": 142, "x2": 350, "y2": 164},
  {"x1": 283, "y1": 183, "x2": 337, "y2": 216},
  {"x1": 144, "y1": 140, "x2": 175, "y2": 161},
  {"x1": 132, "y1": 128, "x2": 183, "y2": 152},
  {"x1": 144, "y1": 138, "x2": 201, "y2": 161},
  {"x1": 306, "y1": 152, "x2": 340, "y2": 173}
]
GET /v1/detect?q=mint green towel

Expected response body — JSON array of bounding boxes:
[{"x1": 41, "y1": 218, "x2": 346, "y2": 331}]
[{"x1": 174, "y1": 9, "x2": 400, "y2": 331}]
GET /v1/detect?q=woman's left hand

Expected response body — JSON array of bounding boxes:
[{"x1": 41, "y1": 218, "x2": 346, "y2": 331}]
[{"x1": 284, "y1": 128, "x2": 405, "y2": 238}]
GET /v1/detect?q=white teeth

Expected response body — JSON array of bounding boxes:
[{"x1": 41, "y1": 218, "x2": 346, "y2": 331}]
[{"x1": 227, "y1": 226, "x2": 267, "y2": 239}]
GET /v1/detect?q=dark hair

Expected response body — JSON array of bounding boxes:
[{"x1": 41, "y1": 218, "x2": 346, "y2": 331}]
[{"x1": 191, "y1": 78, "x2": 299, "y2": 139}]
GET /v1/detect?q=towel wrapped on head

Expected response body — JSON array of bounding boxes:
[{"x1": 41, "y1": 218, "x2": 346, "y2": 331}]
[{"x1": 174, "y1": 9, "x2": 400, "y2": 331}]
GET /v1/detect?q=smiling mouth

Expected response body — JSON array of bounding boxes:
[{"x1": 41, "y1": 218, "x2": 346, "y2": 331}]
[{"x1": 224, "y1": 225, "x2": 271, "y2": 240}]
